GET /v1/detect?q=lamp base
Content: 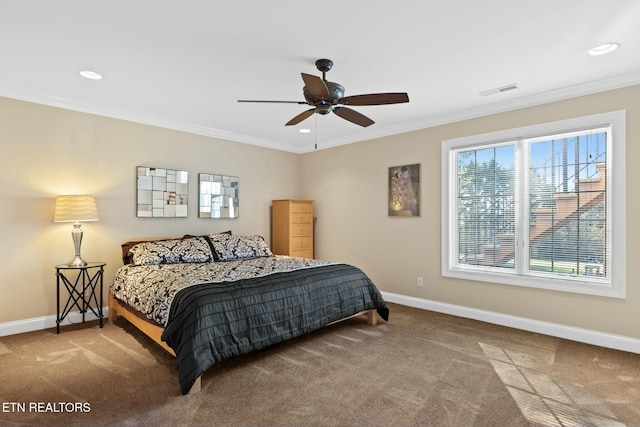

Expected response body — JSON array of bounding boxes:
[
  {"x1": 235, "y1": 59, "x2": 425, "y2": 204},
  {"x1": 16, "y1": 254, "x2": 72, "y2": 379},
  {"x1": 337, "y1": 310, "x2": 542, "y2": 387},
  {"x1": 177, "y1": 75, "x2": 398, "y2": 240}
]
[
  {"x1": 69, "y1": 223, "x2": 87, "y2": 267},
  {"x1": 67, "y1": 256, "x2": 88, "y2": 267}
]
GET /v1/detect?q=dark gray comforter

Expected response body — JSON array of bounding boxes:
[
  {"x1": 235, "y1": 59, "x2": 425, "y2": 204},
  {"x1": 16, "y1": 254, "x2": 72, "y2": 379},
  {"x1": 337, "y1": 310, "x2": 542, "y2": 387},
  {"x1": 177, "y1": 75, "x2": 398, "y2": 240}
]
[{"x1": 161, "y1": 263, "x2": 389, "y2": 394}]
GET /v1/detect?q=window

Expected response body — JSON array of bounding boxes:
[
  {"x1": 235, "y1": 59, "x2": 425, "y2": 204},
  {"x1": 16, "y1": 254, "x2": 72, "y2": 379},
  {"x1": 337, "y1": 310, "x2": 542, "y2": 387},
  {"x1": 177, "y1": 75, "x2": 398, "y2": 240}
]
[{"x1": 441, "y1": 111, "x2": 626, "y2": 298}]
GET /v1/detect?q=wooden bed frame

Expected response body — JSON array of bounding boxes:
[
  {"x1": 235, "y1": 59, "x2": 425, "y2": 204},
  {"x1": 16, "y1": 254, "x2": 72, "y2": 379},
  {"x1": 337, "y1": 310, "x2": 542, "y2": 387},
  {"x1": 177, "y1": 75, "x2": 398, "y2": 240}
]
[
  {"x1": 108, "y1": 237, "x2": 380, "y2": 394},
  {"x1": 109, "y1": 294, "x2": 377, "y2": 394}
]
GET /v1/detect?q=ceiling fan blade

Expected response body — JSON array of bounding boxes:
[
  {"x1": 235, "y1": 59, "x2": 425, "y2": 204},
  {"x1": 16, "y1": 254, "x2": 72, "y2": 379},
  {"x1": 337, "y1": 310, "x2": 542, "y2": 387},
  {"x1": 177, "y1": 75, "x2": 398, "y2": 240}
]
[
  {"x1": 237, "y1": 100, "x2": 307, "y2": 104},
  {"x1": 285, "y1": 108, "x2": 316, "y2": 126},
  {"x1": 301, "y1": 73, "x2": 330, "y2": 99},
  {"x1": 333, "y1": 107, "x2": 375, "y2": 127},
  {"x1": 341, "y1": 92, "x2": 409, "y2": 106}
]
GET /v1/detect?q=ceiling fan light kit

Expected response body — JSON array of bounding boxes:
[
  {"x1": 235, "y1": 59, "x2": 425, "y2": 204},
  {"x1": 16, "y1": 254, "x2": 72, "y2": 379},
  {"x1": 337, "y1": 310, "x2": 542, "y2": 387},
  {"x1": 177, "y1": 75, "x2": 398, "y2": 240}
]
[{"x1": 238, "y1": 58, "x2": 409, "y2": 127}]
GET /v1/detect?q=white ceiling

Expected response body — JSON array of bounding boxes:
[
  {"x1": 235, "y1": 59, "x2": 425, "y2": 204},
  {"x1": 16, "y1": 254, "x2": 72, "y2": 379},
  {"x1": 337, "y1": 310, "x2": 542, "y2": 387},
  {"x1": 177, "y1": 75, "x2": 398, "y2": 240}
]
[{"x1": 2, "y1": 1, "x2": 639, "y2": 153}]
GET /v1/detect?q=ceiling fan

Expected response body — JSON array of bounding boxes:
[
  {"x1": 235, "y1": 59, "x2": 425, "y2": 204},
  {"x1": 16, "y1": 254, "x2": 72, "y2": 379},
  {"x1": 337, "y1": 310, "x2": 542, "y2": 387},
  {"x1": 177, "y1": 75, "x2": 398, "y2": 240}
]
[{"x1": 238, "y1": 59, "x2": 409, "y2": 127}]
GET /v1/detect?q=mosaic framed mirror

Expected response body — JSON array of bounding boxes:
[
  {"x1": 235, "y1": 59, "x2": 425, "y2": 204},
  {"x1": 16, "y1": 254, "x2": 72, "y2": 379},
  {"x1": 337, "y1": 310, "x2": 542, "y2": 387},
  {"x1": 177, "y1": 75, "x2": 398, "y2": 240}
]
[
  {"x1": 198, "y1": 173, "x2": 239, "y2": 219},
  {"x1": 136, "y1": 166, "x2": 188, "y2": 217}
]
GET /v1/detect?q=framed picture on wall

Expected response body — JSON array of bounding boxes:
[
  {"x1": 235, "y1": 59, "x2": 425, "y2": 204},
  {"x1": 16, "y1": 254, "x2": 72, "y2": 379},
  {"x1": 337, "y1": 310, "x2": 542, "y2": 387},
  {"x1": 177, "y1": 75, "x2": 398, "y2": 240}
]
[{"x1": 388, "y1": 163, "x2": 420, "y2": 217}]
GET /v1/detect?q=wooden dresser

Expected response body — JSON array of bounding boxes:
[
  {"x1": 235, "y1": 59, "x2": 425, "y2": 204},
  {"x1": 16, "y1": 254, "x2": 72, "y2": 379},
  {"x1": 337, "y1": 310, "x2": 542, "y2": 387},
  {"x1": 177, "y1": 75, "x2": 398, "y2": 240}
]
[{"x1": 271, "y1": 199, "x2": 314, "y2": 258}]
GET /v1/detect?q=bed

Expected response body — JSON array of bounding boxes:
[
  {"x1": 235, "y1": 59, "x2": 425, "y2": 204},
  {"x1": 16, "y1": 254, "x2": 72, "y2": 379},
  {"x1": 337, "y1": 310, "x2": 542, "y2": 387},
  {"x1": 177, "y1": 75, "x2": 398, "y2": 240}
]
[{"x1": 108, "y1": 233, "x2": 390, "y2": 394}]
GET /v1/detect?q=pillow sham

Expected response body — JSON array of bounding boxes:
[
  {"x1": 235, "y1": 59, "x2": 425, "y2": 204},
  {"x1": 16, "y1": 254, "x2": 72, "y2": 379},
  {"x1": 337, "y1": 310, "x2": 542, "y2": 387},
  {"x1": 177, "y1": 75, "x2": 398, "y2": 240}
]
[
  {"x1": 207, "y1": 234, "x2": 273, "y2": 261},
  {"x1": 182, "y1": 230, "x2": 231, "y2": 239},
  {"x1": 129, "y1": 236, "x2": 214, "y2": 266}
]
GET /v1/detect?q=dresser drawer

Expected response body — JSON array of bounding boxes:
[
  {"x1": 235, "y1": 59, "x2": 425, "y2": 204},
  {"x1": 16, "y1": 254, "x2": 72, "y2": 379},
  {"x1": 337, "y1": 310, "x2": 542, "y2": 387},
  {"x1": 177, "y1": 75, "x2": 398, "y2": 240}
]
[
  {"x1": 290, "y1": 202, "x2": 312, "y2": 214},
  {"x1": 291, "y1": 213, "x2": 311, "y2": 224},
  {"x1": 290, "y1": 248, "x2": 313, "y2": 258},
  {"x1": 290, "y1": 236, "x2": 312, "y2": 251},
  {"x1": 290, "y1": 223, "x2": 312, "y2": 237}
]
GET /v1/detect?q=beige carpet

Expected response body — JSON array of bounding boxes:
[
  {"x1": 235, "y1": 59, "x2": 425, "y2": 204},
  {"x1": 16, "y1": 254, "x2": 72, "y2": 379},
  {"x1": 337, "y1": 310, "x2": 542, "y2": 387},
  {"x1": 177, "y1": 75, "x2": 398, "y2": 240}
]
[{"x1": 1, "y1": 303, "x2": 639, "y2": 426}]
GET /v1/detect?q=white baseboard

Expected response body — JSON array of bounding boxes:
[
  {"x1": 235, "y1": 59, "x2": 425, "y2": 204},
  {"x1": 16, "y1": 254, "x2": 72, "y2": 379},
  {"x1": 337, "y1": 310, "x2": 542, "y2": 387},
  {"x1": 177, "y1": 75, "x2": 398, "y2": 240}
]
[
  {"x1": 3, "y1": 297, "x2": 639, "y2": 355},
  {"x1": 382, "y1": 292, "x2": 640, "y2": 355},
  {"x1": 0, "y1": 307, "x2": 109, "y2": 337}
]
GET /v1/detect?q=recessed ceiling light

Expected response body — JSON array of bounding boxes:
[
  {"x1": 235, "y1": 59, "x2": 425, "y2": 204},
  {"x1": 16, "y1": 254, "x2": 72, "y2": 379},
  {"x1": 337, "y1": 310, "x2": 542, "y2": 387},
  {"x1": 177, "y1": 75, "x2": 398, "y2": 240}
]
[
  {"x1": 299, "y1": 128, "x2": 311, "y2": 134},
  {"x1": 587, "y1": 42, "x2": 620, "y2": 56},
  {"x1": 79, "y1": 70, "x2": 103, "y2": 80}
]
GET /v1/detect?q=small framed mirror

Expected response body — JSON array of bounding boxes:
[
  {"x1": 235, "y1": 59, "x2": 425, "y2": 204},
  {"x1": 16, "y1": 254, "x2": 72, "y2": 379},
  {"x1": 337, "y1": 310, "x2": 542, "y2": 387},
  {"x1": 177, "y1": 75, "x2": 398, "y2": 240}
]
[
  {"x1": 137, "y1": 166, "x2": 188, "y2": 217},
  {"x1": 198, "y1": 173, "x2": 239, "y2": 219}
]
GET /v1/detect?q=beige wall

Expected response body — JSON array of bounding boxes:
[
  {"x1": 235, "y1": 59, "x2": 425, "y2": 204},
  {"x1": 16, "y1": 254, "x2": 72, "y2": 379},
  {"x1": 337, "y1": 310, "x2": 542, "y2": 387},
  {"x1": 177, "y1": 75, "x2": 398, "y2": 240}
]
[
  {"x1": 301, "y1": 84, "x2": 640, "y2": 340},
  {"x1": 2, "y1": 85, "x2": 639, "y2": 341},
  {"x1": 0, "y1": 97, "x2": 301, "y2": 324}
]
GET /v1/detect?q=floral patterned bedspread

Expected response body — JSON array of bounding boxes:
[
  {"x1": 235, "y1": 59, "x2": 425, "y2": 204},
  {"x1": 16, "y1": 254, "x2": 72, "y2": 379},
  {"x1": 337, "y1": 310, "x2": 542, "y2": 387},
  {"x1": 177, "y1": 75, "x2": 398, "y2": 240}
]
[{"x1": 109, "y1": 256, "x2": 333, "y2": 326}]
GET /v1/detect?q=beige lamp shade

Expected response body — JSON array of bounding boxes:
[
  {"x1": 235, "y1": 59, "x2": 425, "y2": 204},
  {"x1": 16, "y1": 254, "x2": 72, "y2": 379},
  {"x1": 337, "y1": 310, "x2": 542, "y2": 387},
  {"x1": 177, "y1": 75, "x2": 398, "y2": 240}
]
[{"x1": 53, "y1": 195, "x2": 99, "y2": 222}]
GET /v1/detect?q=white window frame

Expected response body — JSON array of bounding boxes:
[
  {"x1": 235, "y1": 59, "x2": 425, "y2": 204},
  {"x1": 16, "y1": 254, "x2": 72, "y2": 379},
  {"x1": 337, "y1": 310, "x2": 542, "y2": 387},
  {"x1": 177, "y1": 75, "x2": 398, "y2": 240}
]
[{"x1": 441, "y1": 111, "x2": 626, "y2": 298}]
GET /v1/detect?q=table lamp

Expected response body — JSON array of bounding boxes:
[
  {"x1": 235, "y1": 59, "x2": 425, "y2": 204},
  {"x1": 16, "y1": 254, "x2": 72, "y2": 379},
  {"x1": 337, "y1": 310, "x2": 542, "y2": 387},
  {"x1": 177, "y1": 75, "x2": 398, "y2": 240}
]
[{"x1": 53, "y1": 195, "x2": 99, "y2": 267}]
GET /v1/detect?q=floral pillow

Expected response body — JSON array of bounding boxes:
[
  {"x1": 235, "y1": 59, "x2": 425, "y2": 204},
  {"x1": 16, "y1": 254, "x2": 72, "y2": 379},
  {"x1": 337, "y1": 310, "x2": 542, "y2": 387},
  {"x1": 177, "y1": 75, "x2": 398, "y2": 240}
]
[
  {"x1": 129, "y1": 236, "x2": 214, "y2": 266},
  {"x1": 207, "y1": 234, "x2": 273, "y2": 261}
]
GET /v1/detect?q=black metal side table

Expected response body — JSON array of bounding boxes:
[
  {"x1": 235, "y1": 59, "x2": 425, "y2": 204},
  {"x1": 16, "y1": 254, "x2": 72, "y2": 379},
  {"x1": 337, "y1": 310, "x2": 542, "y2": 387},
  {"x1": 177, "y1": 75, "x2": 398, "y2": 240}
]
[{"x1": 55, "y1": 262, "x2": 106, "y2": 334}]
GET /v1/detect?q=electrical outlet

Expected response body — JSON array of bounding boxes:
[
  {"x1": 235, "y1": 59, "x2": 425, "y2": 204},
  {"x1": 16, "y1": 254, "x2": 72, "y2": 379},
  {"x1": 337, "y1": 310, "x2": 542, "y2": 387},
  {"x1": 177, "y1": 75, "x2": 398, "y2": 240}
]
[{"x1": 417, "y1": 277, "x2": 424, "y2": 288}]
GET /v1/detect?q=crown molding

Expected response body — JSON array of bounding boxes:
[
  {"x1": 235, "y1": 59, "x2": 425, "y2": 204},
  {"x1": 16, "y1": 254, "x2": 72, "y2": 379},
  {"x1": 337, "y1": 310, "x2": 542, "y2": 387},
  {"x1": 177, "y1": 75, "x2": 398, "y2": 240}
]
[
  {"x1": 313, "y1": 71, "x2": 640, "y2": 152},
  {"x1": 2, "y1": 71, "x2": 639, "y2": 154}
]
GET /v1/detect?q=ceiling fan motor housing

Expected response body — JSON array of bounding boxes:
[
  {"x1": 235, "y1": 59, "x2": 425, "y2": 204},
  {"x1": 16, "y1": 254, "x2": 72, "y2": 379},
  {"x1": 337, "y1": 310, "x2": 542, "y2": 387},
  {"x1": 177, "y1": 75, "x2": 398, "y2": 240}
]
[{"x1": 303, "y1": 81, "x2": 345, "y2": 114}]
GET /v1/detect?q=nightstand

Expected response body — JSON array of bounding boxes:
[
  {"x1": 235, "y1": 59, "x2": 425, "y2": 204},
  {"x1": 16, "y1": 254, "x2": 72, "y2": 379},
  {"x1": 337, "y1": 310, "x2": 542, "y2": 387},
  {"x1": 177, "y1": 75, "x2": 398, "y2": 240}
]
[{"x1": 55, "y1": 262, "x2": 106, "y2": 334}]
